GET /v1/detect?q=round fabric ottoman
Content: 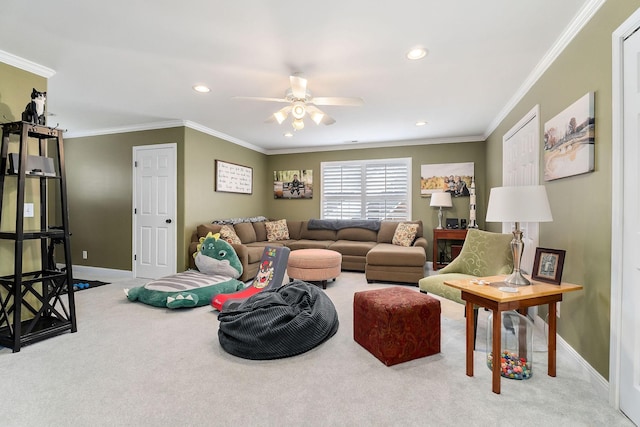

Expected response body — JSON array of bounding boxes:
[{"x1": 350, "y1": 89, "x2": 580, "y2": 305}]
[{"x1": 287, "y1": 249, "x2": 342, "y2": 289}]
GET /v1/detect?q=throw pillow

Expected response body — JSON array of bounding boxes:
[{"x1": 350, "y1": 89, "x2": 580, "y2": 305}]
[
  {"x1": 265, "y1": 219, "x2": 290, "y2": 241},
  {"x1": 220, "y1": 224, "x2": 241, "y2": 245},
  {"x1": 392, "y1": 222, "x2": 419, "y2": 247}
]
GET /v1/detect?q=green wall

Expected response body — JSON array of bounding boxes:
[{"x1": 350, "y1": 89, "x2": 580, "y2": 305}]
[
  {"x1": 65, "y1": 126, "x2": 269, "y2": 271},
  {"x1": 0, "y1": 62, "x2": 47, "y2": 320},
  {"x1": 485, "y1": 1, "x2": 640, "y2": 378},
  {"x1": 65, "y1": 128, "x2": 186, "y2": 271},
  {"x1": 182, "y1": 127, "x2": 269, "y2": 268},
  {"x1": 265, "y1": 141, "x2": 486, "y2": 258}
]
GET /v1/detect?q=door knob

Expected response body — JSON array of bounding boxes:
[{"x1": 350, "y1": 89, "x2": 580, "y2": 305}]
[{"x1": 166, "y1": 219, "x2": 172, "y2": 224}]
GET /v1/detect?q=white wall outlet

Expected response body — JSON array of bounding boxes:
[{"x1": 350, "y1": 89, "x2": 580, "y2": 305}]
[
  {"x1": 24, "y1": 203, "x2": 34, "y2": 218},
  {"x1": 82, "y1": 250, "x2": 88, "y2": 260},
  {"x1": 557, "y1": 302, "x2": 561, "y2": 318}
]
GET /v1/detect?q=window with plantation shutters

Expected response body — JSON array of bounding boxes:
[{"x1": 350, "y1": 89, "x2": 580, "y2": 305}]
[{"x1": 321, "y1": 158, "x2": 411, "y2": 220}]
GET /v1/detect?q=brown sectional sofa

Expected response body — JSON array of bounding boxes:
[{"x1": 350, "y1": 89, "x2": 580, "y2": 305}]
[{"x1": 188, "y1": 219, "x2": 428, "y2": 285}]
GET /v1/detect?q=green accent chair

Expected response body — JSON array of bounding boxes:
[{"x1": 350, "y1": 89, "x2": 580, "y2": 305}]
[{"x1": 419, "y1": 229, "x2": 513, "y2": 345}]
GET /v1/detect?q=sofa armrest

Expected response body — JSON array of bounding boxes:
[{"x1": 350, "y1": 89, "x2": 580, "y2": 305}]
[{"x1": 412, "y1": 236, "x2": 428, "y2": 255}]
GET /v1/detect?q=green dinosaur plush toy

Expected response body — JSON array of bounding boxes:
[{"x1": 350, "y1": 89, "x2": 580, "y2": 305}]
[{"x1": 125, "y1": 232, "x2": 245, "y2": 309}]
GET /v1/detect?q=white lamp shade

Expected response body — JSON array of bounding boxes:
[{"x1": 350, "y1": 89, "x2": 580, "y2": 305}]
[
  {"x1": 485, "y1": 185, "x2": 553, "y2": 223},
  {"x1": 430, "y1": 191, "x2": 452, "y2": 208}
]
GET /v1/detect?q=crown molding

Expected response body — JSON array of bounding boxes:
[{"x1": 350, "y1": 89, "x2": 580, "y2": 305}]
[
  {"x1": 264, "y1": 134, "x2": 484, "y2": 155},
  {"x1": 0, "y1": 49, "x2": 55, "y2": 78},
  {"x1": 484, "y1": 0, "x2": 606, "y2": 139}
]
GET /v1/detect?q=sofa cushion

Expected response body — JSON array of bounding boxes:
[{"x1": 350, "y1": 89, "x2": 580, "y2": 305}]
[
  {"x1": 220, "y1": 225, "x2": 242, "y2": 245},
  {"x1": 235, "y1": 222, "x2": 257, "y2": 244},
  {"x1": 377, "y1": 220, "x2": 423, "y2": 243},
  {"x1": 286, "y1": 221, "x2": 303, "y2": 240},
  {"x1": 197, "y1": 223, "x2": 223, "y2": 239},
  {"x1": 253, "y1": 221, "x2": 267, "y2": 242},
  {"x1": 300, "y1": 222, "x2": 337, "y2": 240},
  {"x1": 328, "y1": 240, "x2": 378, "y2": 257},
  {"x1": 336, "y1": 227, "x2": 377, "y2": 242},
  {"x1": 266, "y1": 219, "x2": 290, "y2": 241},
  {"x1": 366, "y1": 243, "x2": 426, "y2": 267},
  {"x1": 286, "y1": 239, "x2": 334, "y2": 250},
  {"x1": 392, "y1": 222, "x2": 419, "y2": 247}
]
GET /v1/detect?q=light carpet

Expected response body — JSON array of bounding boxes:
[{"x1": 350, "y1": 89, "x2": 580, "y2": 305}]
[{"x1": 0, "y1": 272, "x2": 632, "y2": 426}]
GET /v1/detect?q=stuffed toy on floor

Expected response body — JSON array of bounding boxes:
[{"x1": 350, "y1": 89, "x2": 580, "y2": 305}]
[{"x1": 125, "y1": 232, "x2": 245, "y2": 309}]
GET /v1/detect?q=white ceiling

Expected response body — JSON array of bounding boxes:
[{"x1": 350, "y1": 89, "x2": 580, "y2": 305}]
[{"x1": 0, "y1": 0, "x2": 595, "y2": 154}]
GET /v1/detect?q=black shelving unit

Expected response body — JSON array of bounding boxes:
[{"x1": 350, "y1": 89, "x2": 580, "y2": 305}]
[{"x1": 0, "y1": 121, "x2": 77, "y2": 352}]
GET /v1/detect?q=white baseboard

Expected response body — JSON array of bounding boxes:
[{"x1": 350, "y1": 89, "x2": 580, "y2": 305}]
[
  {"x1": 67, "y1": 265, "x2": 133, "y2": 279},
  {"x1": 533, "y1": 316, "x2": 609, "y2": 400}
]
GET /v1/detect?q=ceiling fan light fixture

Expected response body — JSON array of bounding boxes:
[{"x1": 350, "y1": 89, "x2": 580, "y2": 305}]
[
  {"x1": 311, "y1": 111, "x2": 324, "y2": 125},
  {"x1": 291, "y1": 101, "x2": 306, "y2": 119},
  {"x1": 274, "y1": 110, "x2": 288, "y2": 124},
  {"x1": 292, "y1": 118, "x2": 305, "y2": 131}
]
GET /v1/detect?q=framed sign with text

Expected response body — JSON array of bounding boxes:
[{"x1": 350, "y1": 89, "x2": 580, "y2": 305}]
[{"x1": 215, "y1": 159, "x2": 253, "y2": 194}]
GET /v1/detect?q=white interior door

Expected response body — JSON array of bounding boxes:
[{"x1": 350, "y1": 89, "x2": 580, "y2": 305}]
[
  {"x1": 133, "y1": 144, "x2": 177, "y2": 279},
  {"x1": 502, "y1": 105, "x2": 541, "y2": 274},
  {"x1": 620, "y1": 25, "x2": 640, "y2": 424}
]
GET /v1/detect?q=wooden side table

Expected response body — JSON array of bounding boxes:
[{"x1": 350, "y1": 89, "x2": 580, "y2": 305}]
[
  {"x1": 444, "y1": 276, "x2": 583, "y2": 394},
  {"x1": 433, "y1": 228, "x2": 468, "y2": 270}
]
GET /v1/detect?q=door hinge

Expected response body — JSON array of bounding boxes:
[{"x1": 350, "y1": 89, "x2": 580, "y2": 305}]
[
  {"x1": 134, "y1": 161, "x2": 138, "y2": 167},
  {"x1": 134, "y1": 254, "x2": 137, "y2": 261},
  {"x1": 134, "y1": 208, "x2": 137, "y2": 214}
]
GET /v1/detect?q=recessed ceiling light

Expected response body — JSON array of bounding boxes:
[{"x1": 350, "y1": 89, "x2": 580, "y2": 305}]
[
  {"x1": 407, "y1": 46, "x2": 428, "y2": 60},
  {"x1": 284, "y1": 132, "x2": 293, "y2": 137},
  {"x1": 416, "y1": 121, "x2": 428, "y2": 126},
  {"x1": 193, "y1": 85, "x2": 210, "y2": 93}
]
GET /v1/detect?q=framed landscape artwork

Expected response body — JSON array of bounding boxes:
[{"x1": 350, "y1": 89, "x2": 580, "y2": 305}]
[
  {"x1": 543, "y1": 92, "x2": 595, "y2": 181},
  {"x1": 273, "y1": 169, "x2": 313, "y2": 199},
  {"x1": 420, "y1": 162, "x2": 474, "y2": 197}
]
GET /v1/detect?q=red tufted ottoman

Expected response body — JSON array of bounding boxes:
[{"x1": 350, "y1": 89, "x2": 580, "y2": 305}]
[{"x1": 353, "y1": 287, "x2": 441, "y2": 366}]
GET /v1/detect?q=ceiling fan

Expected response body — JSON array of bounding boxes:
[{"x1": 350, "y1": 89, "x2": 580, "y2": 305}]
[{"x1": 233, "y1": 75, "x2": 364, "y2": 131}]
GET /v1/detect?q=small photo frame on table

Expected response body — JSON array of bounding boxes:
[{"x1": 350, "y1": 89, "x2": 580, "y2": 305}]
[{"x1": 532, "y1": 247, "x2": 566, "y2": 285}]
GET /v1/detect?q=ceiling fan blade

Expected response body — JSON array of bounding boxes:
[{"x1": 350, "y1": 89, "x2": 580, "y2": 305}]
[
  {"x1": 290, "y1": 75, "x2": 308, "y2": 99},
  {"x1": 265, "y1": 105, "x2": 292, "y2": 124},
  {"x1": 232, "y1": 96, "x2": 289, "y2": 103},
  {"x1": 311, "y1": 96, "x2": 364, "y2": 106},
  {"x1": 306, "y1": 105, "x2": 336, "y2": 125}
]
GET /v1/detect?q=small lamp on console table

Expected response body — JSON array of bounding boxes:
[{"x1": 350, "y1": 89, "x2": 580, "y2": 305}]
[
  {"x1": 485, "y1": 185, "x2": 553, "y2": 286},
  {"x1": 430, "y1": 192, "x2": 453, "y2": 230}
]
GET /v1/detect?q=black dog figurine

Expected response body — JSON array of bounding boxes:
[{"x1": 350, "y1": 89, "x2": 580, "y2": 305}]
[{"x1": 21, "y1": 88, "x2": 47, "y2": 125}]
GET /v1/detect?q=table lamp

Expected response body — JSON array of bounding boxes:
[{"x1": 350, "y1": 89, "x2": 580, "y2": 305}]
[
  {"x1": 430, "y1": 192, "x2": 453, "y2": 230},
  {"x1": 485, "y1": 185, "x2": 553, "y2": 286}
]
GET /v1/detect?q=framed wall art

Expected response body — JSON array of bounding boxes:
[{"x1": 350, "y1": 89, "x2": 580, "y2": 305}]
[
  {"x1": 273, "y1": 169, "x2": 313, "y2": 199},
  {"x1": 420, "y1": 162, "x2": 474, "y2": 197},
  {"x1": 532, "y1": 247, "x2": 566, "y2": 285},
  {"x1": 543, "y1": 92, "x2": 595, "y2": 181},
  {"x1": 215, "y1": 159, "x2": 253, "y2": 194}
]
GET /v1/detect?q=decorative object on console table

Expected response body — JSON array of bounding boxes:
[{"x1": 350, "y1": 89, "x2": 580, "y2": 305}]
[
  {"x1": 485, "y1": 185, "x2": 553, "y2": 286},
  {"x1": 430, "y1": 191, "x2": 452, "y2": 230},
  {"x1": 432, "y1": 228, "x2": 468, "y2": 271},
  {"x1": 467, "y1": 177, "x2": 479, "y2": 228},
  {"x1": 532, "y1": 247, "x2": 566, "y2": 285}
]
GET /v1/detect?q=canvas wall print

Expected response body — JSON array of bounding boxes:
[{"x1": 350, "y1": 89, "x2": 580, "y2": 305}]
[
  {"x1": 273, "y1": 169, "x2": 313, "y2": 199},
  {"x1": 543, "y1": 92, "x2": 595, "y2": 181},
  {"x1": 420, "y1": 162, "x2": 474, "y2": 197}
]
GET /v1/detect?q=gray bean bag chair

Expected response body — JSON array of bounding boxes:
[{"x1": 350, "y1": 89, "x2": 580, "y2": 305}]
[{"x1": 218, "y1": 280, "x2": 339, "y2": 360}]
